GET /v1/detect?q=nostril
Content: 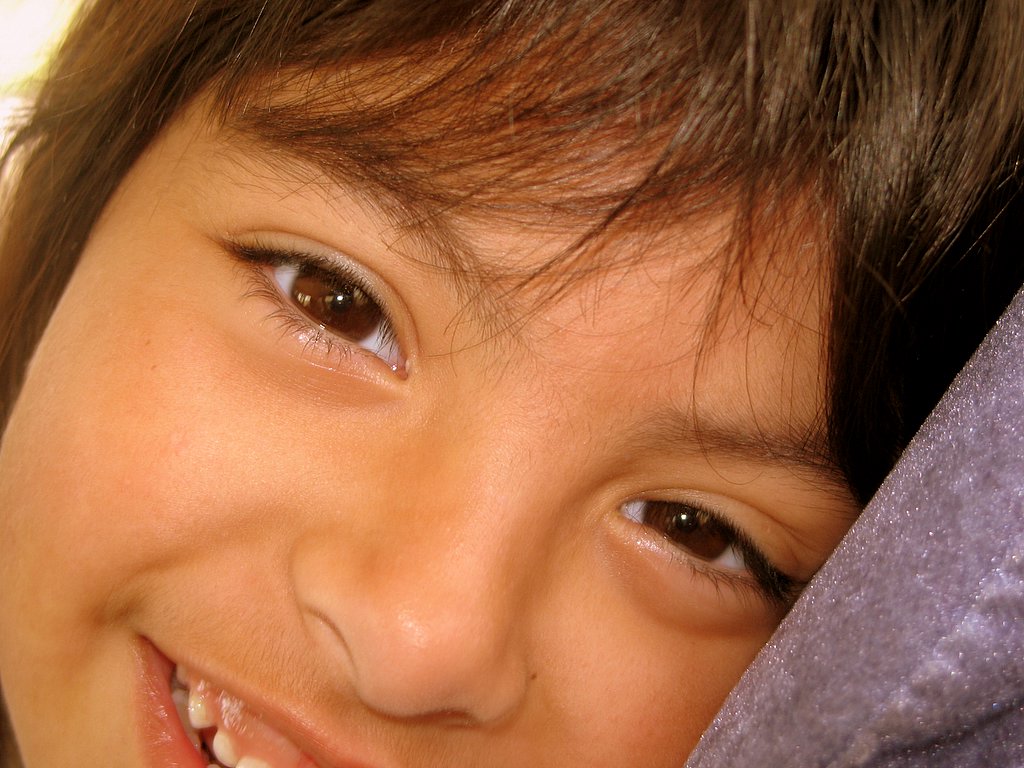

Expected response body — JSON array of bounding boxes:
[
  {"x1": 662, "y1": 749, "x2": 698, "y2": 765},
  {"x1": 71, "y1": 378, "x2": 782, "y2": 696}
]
[
  {"x1": 386, "y1": 709, "x2": 479, "y2": 729},
  {"x1": 301, "y1": 607, "x2": 358, "y2": 679}
]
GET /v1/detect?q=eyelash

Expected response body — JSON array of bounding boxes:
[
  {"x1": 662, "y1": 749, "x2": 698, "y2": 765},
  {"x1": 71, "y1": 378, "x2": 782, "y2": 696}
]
[
  {"x1": 622, "y1": 498, "x2": 804, "y2": 608},
  {"x1": 226, "y1": 239, "x2": 404, "y2": 373}
]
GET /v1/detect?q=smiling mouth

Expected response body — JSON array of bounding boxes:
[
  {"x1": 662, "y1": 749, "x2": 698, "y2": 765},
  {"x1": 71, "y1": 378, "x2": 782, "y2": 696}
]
[{"x1": 170, "y1": 664, "x2": 316, "y2": 768}]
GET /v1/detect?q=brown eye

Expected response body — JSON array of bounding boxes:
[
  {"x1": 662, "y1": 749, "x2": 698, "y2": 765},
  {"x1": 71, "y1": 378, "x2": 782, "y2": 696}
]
[
  {"x1": 289, "y1": 268, "x2": 381, "y2": 340},
  {"x1": 272, "y1": 261, "x2": 403, "y2": 370},
  {"x1": 621, "y1": 500, "x2": 745, "y2": 568},
  {"x1": 619, "y1": 498, "x2": 801, "y2": 607}
]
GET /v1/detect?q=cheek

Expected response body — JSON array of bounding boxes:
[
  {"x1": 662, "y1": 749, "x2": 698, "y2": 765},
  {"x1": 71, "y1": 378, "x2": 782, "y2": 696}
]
[
  {"x1": 546, "y1": 630, "x2": 763, "y2": 763},
  {"x1": 0, "y1": 244, "x2": 391, "y2": 620},
  {"x1": 0, "y1": 272, "x2": 194, "y2": 625},
  {"x1": 0, "y1": 250, "x2": 264, "y2": 620},
  {"x1": 534, "y1": 544, "x2": 770, "y2": 763}
]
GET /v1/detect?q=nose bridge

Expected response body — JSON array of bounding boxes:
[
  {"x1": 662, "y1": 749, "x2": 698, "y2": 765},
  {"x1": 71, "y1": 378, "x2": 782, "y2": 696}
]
[{"x1": 294, "y1": 403, "x2": 568, "y2": 724}]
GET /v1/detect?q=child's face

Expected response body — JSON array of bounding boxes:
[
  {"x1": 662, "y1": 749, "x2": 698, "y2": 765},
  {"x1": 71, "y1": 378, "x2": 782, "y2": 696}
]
[{"x1": 0, "y1": 98, "x2": 856, "y2": 767}]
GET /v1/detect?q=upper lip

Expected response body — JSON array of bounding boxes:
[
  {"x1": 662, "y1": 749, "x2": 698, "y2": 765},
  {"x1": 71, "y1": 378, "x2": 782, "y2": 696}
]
[{"x1": 161, "y1": 643, "x2": 400, "y2": 768}]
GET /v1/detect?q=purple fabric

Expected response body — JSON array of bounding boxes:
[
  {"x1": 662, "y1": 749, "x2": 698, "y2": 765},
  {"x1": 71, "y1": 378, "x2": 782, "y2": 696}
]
[{"x1": 687, "y1": 287, "x2": 1024, "y2": 767}]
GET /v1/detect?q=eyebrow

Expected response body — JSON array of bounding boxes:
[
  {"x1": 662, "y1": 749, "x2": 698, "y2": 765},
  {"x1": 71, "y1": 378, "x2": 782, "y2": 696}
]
[
  {"x1": 220, "y1": 116, "x2": 582, "y2": 343},
  {"x1": 637, "y1": 407, "x2": 853, "y2": 497},
  {"x1": 224, "y1": 119, "x2": 484, "y2": 281}
]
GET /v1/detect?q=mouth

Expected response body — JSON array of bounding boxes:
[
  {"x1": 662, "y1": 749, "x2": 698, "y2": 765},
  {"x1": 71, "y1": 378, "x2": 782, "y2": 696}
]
[
  {"x1": 137, "y1": 636, "x2": 409, "y2": 768},
  {"x1": 138, "y1": 639, "x2": 326, "y2": 768},
  {"x1": 171, "y1": 665, "x2": 316, "y2": 768}
]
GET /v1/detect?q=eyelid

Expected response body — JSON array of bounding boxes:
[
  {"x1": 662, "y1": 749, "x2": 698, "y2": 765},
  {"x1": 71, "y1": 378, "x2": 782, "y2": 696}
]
[{"x1": 227, "y1": 234, "x2": 392, "y2": 308}]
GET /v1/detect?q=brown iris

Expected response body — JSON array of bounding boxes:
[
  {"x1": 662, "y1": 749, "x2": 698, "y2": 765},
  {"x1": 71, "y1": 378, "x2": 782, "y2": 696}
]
[
  {"x1": 289, "y1": 267, "x2": 383, "y2": 343},
  {"x1": 640, "y1": 501, "x2": 734, "y2": 561}
]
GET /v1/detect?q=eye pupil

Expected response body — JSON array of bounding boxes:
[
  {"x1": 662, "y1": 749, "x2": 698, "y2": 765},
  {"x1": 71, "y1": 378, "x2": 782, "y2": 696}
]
[{"x1": 668, "y1": 509, "x2": 700, "y2": 535}]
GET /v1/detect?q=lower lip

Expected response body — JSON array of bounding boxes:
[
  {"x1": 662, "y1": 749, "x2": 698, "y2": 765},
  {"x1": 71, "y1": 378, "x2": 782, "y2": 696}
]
[{"x1": 134, "y1": 638, "x2": 207, "y2": 768}]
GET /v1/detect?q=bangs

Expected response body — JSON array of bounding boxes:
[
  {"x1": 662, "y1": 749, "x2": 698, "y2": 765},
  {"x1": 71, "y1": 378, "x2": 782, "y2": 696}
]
[{"x1": 202, "y1": 1, "x2": 829, "y2": 307}]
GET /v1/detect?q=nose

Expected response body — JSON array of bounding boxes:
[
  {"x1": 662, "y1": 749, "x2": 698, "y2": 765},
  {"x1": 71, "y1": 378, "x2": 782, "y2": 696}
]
[{"x1": 291, "y1": 459, "x2": 538, "y2": 725}]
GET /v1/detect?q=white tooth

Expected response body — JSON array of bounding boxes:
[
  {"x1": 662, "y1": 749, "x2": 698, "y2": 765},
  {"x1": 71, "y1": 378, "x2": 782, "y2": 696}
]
[
  {"x1": 188, "y1": 687, "x2": 215, "y2": 729},
  {"x1": 212, "y1": 730, "x2": 240, "y2": 767},
  {"x1": 237, "y1": 758, "x2": 272, "y2": 768},
  {"x1": 171, "y1": 689, "x2": 201, "y2": 748}
]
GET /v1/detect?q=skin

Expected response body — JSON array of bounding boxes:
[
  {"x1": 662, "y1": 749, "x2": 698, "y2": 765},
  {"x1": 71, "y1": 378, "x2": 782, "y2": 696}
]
[{"x1": 0, "y1": 100, "x2": 856, "y2": 767}]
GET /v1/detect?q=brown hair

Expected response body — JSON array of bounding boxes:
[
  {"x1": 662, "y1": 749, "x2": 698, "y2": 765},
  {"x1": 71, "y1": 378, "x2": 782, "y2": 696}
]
[{"x1": 2, "y1": 0, "x2": 1023, "y2": 509}]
